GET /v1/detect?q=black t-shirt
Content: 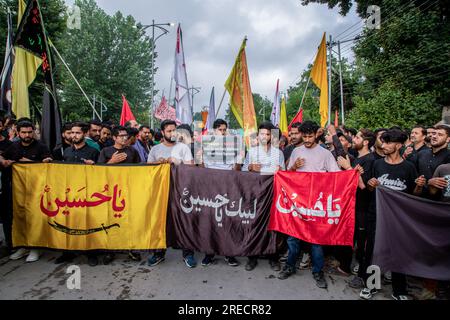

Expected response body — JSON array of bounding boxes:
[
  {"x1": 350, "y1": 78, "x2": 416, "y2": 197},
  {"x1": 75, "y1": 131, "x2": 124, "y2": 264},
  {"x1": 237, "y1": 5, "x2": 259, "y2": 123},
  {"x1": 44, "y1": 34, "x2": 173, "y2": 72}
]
[
  {"x1": 63, "y1": 144, "x2": 99, "y2": 163},
  {"x1": 368, "y1": 158, "x2": 418, "y2": 216},
  {"x1": 371, "y1": 150, "x2": 385, "y2": 161},
  {"x1": 97, "y1": 146, "x2": 140, "y2": 164},
  {"x1": 0, "y1": 138, "x2": 12, "y2": 154},
  {"x1": 353, "y1": 153, "x2": 375, "y2": 214},
  {"x1": 2, "y1": 140, "x2": 52, "y2": 162},
  {"x1": 98, "y1": 138, "x2": 114, "y2": 150},
  {"x1": 283, "y1": 144, "x2": 298, "y2": 164},
  {"x1": 52, "y1": 141, "x2": 72, "y2": 161},
  {"x1": 415, "y1": 147, "x2": 450, "y2": 180}
]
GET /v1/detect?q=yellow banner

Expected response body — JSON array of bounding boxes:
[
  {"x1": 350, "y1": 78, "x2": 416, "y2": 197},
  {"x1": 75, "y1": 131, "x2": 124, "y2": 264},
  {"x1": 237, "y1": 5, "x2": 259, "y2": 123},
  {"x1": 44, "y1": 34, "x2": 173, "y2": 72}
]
[
  {"x1": 310, "y1": 33, "x2": 329, "y2": 128},
  {"x1": 12, "y1": 163, "x2": 171, "y2": 250}
]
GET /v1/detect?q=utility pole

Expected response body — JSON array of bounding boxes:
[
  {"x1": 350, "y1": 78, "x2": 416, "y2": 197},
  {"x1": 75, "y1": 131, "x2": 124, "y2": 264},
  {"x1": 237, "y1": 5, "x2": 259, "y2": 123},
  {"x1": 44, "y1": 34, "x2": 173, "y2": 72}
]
[
  {"x1": 92, "y1": 94, "x2": 96, "y2": 120},
  {"x1": 337, "y1": 40, "x2": 345, "y2": 125},
  {"x1": 150, "y1": 19, "x2": 155, "y2": 129}
]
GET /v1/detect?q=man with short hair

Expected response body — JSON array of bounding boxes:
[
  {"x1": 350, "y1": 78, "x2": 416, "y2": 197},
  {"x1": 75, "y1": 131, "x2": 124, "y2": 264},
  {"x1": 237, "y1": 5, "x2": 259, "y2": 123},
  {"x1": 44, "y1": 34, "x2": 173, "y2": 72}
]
[
  {"x1": 278, "y1": 121, "x2": 340, "y2": 289},
  {"x1": 425, "y1": 127, "x2": 435, "y2": 148},
  {"x1": 243, "y1": 121, "x2": 285, "y2": 272},
  {"x1": 85, "y1": 120, "x2": 102, "y2": 151},
  {"x1": 133, "y1": 125, "x2": 152, "y2": 163},
  {"x1": 200, "y1": 119, "x2": 242, "y2": 268},
  {"x1": 97, "y1": 126, "x2": 141, "y2": 264},
  {"x1": 52, "y1": 123, "x2": 73, "y2": 160},
  {"x1": 415, "y1": 125, "x2": 450, "y2": 198},
  {"x1": 403, "y1": 125, "x2": 429, "y2": 161},
  {"x1": 283, "y1": 122, "x2": 302, "y2": 165},
  {"x1": 373, "y1": 128, "x2": 388, "y2": 160},
  {"x1": 360, "y1": 129, "x2": 424, "y2": 300},
  {"x1": 55, "y1": 122, "x2": 100, "y2": 265},
  {"x1": 1, "y1": 121, "x2": 52, "y2": 262},
  {"x1": 147, "y1": 120, "x2": 194, "y2": 267},
  {"x1": 98, "y1": 125, "x2": 113, "y2": 150},
  {"x1": 125, "y1": 120, "x2": 139, "y2": 129}
]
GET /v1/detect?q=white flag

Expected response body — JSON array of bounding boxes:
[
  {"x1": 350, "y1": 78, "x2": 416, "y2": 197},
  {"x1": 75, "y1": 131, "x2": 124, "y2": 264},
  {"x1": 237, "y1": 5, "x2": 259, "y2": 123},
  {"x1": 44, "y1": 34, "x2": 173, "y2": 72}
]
[
  {"x1": 205, "y1": 87, "x2": 215, "y2": 132},
  {"x1": 174, "y1": 24, "x2": 192, "y2": 124},
  {"x1": 270, "y1": 79, "x2": 280, "y2": 126}
]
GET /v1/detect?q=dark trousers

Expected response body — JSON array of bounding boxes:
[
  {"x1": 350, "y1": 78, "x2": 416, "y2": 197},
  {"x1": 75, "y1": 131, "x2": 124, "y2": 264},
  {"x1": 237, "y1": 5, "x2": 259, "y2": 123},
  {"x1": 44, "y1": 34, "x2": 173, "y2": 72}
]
[
  {"x1": 358, "y1": 216, "x2": 376, "y2": 281},
  {"x1": 392, "y1": 272, "x2": 407, "y2": 296},
  {"x1": 334, "y1": 246, "x2": 353, "y2": 273}
]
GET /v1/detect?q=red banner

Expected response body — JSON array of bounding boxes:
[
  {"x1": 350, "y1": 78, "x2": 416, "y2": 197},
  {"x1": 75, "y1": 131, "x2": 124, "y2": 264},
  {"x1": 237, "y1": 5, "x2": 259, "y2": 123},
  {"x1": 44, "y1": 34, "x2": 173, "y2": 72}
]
[{"x1": 268, "y1": 170, "x2": 359, "y2": 246}]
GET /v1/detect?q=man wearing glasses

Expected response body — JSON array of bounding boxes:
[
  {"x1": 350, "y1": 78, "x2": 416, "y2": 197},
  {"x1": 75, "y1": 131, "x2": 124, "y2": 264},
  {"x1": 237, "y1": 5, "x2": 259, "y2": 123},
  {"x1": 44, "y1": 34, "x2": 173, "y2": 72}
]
[{"x1": 98, "y1": 126, "x2": 140, "y2": 164}]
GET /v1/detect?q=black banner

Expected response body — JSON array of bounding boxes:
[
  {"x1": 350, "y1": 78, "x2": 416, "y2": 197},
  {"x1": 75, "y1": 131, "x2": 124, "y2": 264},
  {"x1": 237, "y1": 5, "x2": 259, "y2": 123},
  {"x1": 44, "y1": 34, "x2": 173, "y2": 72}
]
[
  {"x1": 373, "y1": 186, "x2": 450, "y2": 281},
  {"x1": 167, "y1": 164, "x2": 279, "y2": 257}
]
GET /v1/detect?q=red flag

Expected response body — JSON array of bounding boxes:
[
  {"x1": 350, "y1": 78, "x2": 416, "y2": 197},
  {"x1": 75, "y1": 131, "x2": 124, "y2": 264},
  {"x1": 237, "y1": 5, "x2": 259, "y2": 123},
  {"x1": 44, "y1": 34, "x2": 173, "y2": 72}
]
[
  {"x1": 120, "y1": 95, "x2": 136, "y2": 126},
  {"x1": 268, "y1": 170, "x2": 359, "y2": 246},
  {"x1": 288, "y1": 108, "x2": 303, "y2": 131}
]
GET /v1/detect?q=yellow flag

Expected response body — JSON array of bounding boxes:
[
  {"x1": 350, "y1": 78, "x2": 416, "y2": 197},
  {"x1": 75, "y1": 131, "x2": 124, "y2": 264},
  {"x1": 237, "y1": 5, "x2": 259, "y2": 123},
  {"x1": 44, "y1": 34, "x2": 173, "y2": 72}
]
[
  {"x1": 11, "y1": 0, "x2": 42, "y2": 119},
  {"x1": 279, "y1": 95, "x2": 288, "y2": 136},
  {"x1": 310, "y1": 33, "x2": 329, "y2": 128},
  {"x1": 12, "y1": 163, "x2": 171, "y2": 250},
  {"x1": 224, "y1": 38, "x2": 257, "y2": 134}
]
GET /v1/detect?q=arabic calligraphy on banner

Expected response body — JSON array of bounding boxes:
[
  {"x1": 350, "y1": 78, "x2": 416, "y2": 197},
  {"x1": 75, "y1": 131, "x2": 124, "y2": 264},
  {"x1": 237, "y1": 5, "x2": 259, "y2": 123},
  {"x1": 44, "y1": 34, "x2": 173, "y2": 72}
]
[
  {"x1": 12, "y1": 163, "x2": 171, "y2": 250},
  {"x1": 268, "y1": 170, "x2": 359, "y2": 246}
]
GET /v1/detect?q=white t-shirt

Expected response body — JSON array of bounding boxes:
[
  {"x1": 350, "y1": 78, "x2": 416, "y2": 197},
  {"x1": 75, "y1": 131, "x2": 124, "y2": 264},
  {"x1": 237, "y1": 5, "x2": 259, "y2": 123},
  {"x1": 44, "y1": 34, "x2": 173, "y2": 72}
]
[
  {"x1": 147, "y1": 142, "x2": 193, "y2": 163},
  {"x1": 288, "y1": 144, "x2": 340, "y2": 172},
  {"x1": 243, "y1": 145, "x2": 285, "y2": 174}
]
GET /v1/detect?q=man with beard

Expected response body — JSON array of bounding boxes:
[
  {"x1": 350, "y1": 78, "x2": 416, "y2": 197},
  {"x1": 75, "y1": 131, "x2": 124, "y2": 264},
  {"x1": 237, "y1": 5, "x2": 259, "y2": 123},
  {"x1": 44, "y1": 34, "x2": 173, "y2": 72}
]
[
  {"x1": 425, "y1": 127, "x2": 435, "y2": 148},
  {"x1": 98, "y1": 126, "x2": 141, "y2": 264},
  {"x1": 372, "y1": 128, "x2": 388, "y2": 160},
  {"x1": 278, "y1": 121, "x2": 340, "y2": 289},
  {"x1": 1, "y1": 121, "x2": 52, "y2": 262},
  {"x1": 338, "y1": 129, "x2": 377, "y2": 288},
  {"x1": 243, "y1": 122, "x2": 285, "y2": 272},
  {"x1": 55, "y1": 122, "x2": 100, "y2": 266},
  {"x1": 52, "y1": 123, "x2": 73, "y2": 161},
  {"x1": 85, "y1": 120, "x2": 102, "y2": 152},
  {"x1": 283, "y1": 122, "x2": 302, "y2": 166},
  {"x1": 98, "y1": 124, "x2": 113, "y2": 150},
  {"x1": 359, "y1": 129, "x2": 424, "y2": 300},
  {"x1": 133, "y1": 125, "x2": 152, "y2": 163},
  {"x1": 403, "y1": 126, "x2": 429, "y2": 161},
  {"x1": 147, "y1": 120, "x2": 194, "y2": 267},
  {"x1": 415, "y1": 125, "x2": 450, "y2": 199}
]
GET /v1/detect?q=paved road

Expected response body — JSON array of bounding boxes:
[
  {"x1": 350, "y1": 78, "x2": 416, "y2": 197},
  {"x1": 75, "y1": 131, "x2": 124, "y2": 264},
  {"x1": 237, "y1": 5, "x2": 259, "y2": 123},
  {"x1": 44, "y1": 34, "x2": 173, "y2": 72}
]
[{"x1": 0, "y1": 247, "x2": 395, "y2": 300}]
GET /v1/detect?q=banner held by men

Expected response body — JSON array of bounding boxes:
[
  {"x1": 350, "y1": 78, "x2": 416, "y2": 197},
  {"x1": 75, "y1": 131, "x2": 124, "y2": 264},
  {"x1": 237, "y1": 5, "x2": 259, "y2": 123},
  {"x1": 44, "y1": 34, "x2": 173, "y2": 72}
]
[{"x1": 12, "y1": 163, "x2": 171, "y2": 250}]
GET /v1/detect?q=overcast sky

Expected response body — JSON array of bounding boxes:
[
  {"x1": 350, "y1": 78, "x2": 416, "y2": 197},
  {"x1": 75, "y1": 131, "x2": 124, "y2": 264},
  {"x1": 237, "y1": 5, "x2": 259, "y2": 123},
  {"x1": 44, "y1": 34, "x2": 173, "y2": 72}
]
[{"x1": 66, "y1": 0, "x2": 362, "y2": 118}]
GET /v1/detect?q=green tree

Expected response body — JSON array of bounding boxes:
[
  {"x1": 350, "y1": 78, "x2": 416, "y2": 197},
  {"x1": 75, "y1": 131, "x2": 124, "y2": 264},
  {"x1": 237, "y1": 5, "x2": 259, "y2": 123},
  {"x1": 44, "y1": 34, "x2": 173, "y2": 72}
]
[
  {"x1": 224, "y1": 93, "x2": 272, "y2": 129},
  {"x1": 58, "y1": 0, "x2": 156, "y2": 124}
]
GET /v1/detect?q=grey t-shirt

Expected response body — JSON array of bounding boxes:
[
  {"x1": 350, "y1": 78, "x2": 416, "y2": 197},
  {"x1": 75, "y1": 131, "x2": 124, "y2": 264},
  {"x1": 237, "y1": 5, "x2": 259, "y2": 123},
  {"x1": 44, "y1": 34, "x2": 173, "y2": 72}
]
[
  {"x1": 288, "y1": 144, "x2": 341, "y2": 172},
  {"x1": 147, "y1": 142, "x2": 193, "y2": 163},
  {"x1": 433, "y1": 163, "x2": 450, "y2": 202}
]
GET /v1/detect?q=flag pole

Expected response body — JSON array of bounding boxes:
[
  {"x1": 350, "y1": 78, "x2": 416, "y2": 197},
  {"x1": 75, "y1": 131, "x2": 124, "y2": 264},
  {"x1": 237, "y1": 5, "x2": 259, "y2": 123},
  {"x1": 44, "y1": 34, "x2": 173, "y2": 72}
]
[
  {"x1": 328, "y1": 34, "x2": 332, "y2": 126},
  {"x1": 337, "y1": 40, "x2": 345, "y2": 125},
  {"x1": 50, "y1": 43, "x2": 101, "y2": 120},
  {"x1": 299, "y1": 75, "x2": 311, "y2": 110},
  {"x1": 215, "y1": 88, "x2": 227, "y2": 118}
]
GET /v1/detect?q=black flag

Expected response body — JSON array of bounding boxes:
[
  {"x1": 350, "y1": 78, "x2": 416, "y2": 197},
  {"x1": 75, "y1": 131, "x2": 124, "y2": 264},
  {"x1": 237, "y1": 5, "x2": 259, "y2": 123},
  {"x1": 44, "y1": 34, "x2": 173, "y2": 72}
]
[
  {"x1": 0, "y1": 8, "x2": 14, "y2": 114},
  {"x1": 15, "y1": 0, "x2": 62, "y2": 152}
]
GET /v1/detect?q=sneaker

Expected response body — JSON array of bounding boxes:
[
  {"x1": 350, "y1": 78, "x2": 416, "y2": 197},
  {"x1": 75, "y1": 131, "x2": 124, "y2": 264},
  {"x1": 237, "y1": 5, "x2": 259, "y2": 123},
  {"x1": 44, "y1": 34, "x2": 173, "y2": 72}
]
[
  {"x1": 245, "y1": 258, "x2": 258, "y2": 271},
  {"x1": 383, "y1": 271, "x2": 392, "y2": 283},
  {"x1": 183, "y1": 255, "x2": 197, "y2": 268},
  {"x1": 360, "y1": 287, "x2": 378, "y2": 300},
  {"x1": 55, "y1": 252, "x2": 76, "y2": 264},
  {"x1": 278, "y1": 265, "x2": 295, "y2": 280},
  {"x1": 103, "y1": 253, "x2": 115, "y2": 265},
  {"x1": 392, "y1": 294, "x2": 412, "y2": 300},
  {"x1": 279, "y1": 253, "x2": 288, "y2": 263},
  {"x1": 87, "y1": 254, "x2": 98, "y2": 267},
  {"x1": 269, "y1": 260, "x2": 281, "y2": 272},
  {"x1": 25, "y1": 250, "x2": 40, "y2": 263},
  {"x1": 201, "y1": 255, "x2": 215, "y2": 267},
  {"x1": 128, "y1": 251, "x2": 141, "y2": 261},
  {"x1": 148, "y1": 254, "x2": 165, "y2": 267},
  {"x1": 9, "y1": 248, "x2": 29, "y2": 260},
  {"x1": 352, "y1": 263, "x2": 359, "y2": 275},
  {"x1": 313, "y1": 272, "x2": 328, "y2": 289},
  {"x1": 299, "y1": 252, "x2": 310, "y2": 269},
  {"x1": 225, "y1": 256, "x2": 240, "y2": 267},
  {"x1": 348, "y1": 275, "x2": 365, "y2": 289}
]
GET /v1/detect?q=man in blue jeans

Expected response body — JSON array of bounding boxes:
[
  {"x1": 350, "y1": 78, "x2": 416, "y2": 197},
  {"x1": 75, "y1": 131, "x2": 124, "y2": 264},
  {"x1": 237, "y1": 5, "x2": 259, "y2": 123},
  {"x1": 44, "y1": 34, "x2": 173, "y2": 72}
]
[{"x1": 277, "y1": 121, "x2": 341, "y2": 289}]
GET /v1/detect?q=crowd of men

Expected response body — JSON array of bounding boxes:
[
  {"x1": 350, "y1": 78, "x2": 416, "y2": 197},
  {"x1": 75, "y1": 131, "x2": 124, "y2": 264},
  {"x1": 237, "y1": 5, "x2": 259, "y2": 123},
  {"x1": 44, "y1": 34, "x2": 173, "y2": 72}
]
[{"x1": 0, "y1": 114, "x2": 449, "y2": 300}]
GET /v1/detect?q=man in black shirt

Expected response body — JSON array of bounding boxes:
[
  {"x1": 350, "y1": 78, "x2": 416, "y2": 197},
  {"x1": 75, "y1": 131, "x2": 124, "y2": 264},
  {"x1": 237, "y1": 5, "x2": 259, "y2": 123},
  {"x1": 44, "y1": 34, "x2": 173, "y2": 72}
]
[
  {"x1": 97, "y1": 126, "x2": 140, "y2": 264},
  {"x1": 98, "y1": 124, "x2": 113, "y2": 150},
  {"x1": 63, "y1": 123, "x2": 99, "y2": 164},
  {"x1": 360, "y1": 129, "x2": 424, "y2": 301},
  {"x1": 0, "y1": 118, "x2": 12, "y2": 256},
  {"x1": 372, "y1": 128, "x2": 387, "y2": 161},
  {"x1": 415, "y1": 125, "x2": 450, "y2": 198},
  {"x1": 55, "y1": 122, "x2": 100, "y2": 265},
  {"x1": 0, "y1": 121, "x2": 52, "y2": 262},
  {"x1": 52, "y1": 123, "x2": 73, "y2": 161},
  {"x1": 403, "y1": 125, "x2": 429, "y2": 161},
  {"x1": 98, "y1": 126, "x2": 140, "y2": 164},
  {"x1": 283, "y1": 122, "x2": 302, "y2": 166}
]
